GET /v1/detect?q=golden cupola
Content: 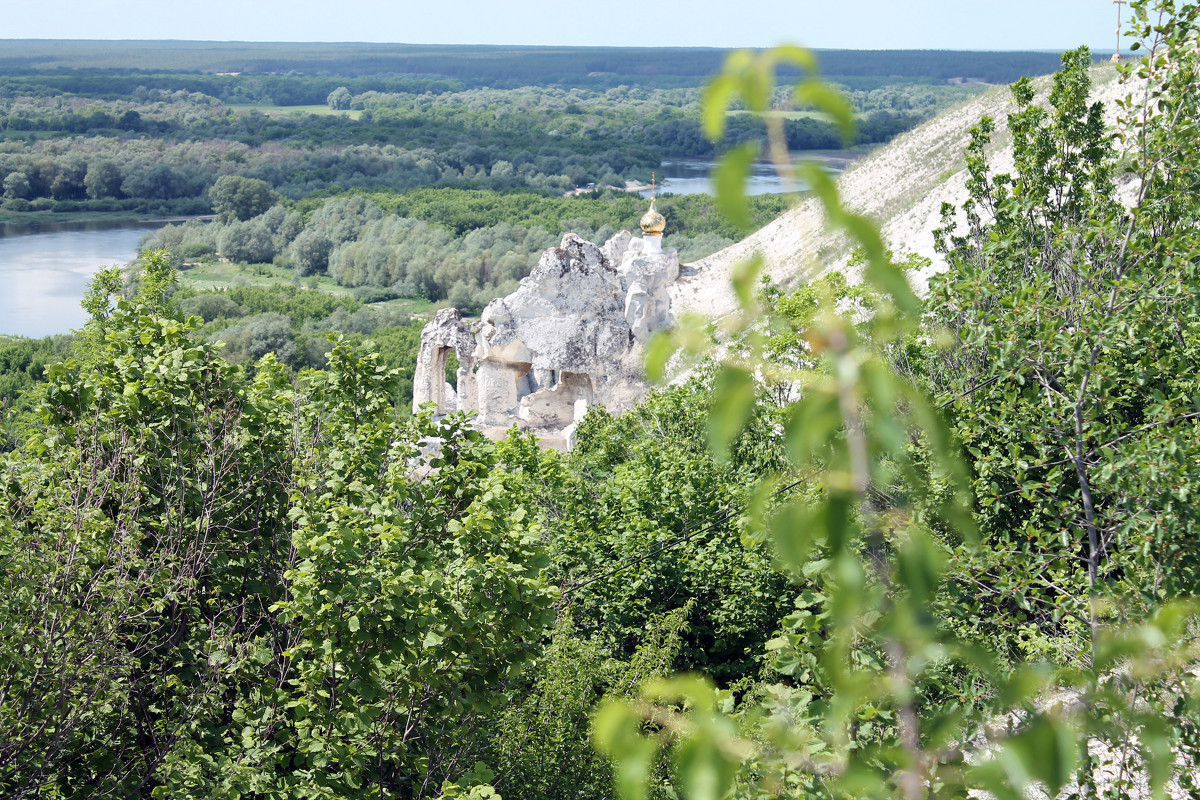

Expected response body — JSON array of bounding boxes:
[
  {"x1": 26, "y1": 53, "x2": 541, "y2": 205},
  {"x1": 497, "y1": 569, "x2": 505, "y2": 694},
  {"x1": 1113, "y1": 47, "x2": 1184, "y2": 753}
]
[
  {"x1": 639, "y1": 199, "x2": 666, "y2": 235},
  {"x1": 636, "y1": 173, "x2": 667, "y2": 256},
  {"x1": 640, "y1": 173, "x2": 666, "y2": 237}
]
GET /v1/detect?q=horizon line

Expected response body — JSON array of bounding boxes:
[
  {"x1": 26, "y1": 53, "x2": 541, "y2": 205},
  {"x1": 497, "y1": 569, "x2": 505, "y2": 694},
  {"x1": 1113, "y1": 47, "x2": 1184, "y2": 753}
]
[{"x1": 0, "y1": 38, "x2": 1116, "y2": 54}]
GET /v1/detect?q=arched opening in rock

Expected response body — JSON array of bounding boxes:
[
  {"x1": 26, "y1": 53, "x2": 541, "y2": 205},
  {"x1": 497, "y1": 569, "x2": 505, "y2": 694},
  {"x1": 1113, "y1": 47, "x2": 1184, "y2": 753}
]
[{"x1": 559, "y1": 372, "x2": 595, "y2": 406}]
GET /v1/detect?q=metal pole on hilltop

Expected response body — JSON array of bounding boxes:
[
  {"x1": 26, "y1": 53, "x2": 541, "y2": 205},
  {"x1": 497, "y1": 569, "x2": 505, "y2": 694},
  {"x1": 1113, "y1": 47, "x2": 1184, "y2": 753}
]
[{"x1": 1113, "y1": 0, "x2": 1126, "y2": 61}]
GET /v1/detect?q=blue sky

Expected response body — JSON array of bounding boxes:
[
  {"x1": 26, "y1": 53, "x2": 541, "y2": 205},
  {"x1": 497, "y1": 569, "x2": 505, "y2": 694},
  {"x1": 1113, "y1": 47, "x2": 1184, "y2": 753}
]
[{"x1": 4, "y1": 0, "x2": 1122, "y2": 51}]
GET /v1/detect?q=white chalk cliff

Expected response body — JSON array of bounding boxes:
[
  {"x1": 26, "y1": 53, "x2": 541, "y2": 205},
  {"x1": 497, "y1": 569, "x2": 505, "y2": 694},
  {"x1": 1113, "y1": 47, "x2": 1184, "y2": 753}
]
[
  {"x1": 673, "y1": 66, "x2": 1133, "y2": 317},
  {"x1": 413, "y1": 202, "x2": 680, "y2": 450}
]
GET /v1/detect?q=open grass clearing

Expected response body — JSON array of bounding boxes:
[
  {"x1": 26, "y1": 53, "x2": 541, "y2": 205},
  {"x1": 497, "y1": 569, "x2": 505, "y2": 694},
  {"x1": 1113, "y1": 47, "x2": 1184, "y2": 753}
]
[
  {"x1": 178, "y1": 259, "x2": 351, "y2": 294},
  {"x1": 226, "y1": 103, "x2": 364, "y2": 120},
  {"x1": 177, "y1": 259, "x2": 438, "y2": 316}
]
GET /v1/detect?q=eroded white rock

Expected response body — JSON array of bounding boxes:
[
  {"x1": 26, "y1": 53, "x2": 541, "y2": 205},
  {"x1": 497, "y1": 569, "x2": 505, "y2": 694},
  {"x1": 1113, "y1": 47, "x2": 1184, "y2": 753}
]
[
  {"x1": 411, "y1": 307, "x2": 478, "y2": 416},
  {"x1": 412, "y1": 230, "x2": 680, "y2": 448}
]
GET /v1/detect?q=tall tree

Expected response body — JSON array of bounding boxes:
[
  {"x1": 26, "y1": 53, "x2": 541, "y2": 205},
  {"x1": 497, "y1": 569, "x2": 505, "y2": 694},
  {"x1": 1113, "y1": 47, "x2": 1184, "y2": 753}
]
[
  {"x1": 930, "y1": 39, "x2": 1200, "y2": 644},
  {"x1": 208, "y1": 175, "x2": 278, "y2": 223},
  {"x1": 0, "y1": 254, "x2": 554, "y2": 799}
]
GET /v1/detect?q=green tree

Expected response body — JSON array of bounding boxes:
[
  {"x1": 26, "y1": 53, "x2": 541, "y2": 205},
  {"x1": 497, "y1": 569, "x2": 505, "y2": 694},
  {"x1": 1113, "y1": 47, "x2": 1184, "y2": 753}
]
[
  {"x1": 216, "y1": 218, "x2": 276, "y2": 262},
  {"x1": 3, "y1": 171, "x2": 31, "y2": 200},
  {"x1": 218, "y1": 311, "x2": 299, "y2": 366},
  {"x1": 597, "y1": 18, "x2": 1200, "y2": 800},
  {"x1": 930, "y1": 42, "x2": 1200, "y2": 644},
  {"x1": 208, "y1": 175, "x2": 278, "y2": 223},
  {"x1": 327, "y1": 86, "x2": 353, "y2": 110},
  {"x1": 0, "y1": 263, "x2": 555, "y2": 798},
  {"x1": 84, "y1": 160, "x2": 123, "y2": 200},
  {"x1": 288, "y1": 226, "x2": 333, "y2": 276},
  {"x1": 486, "y1": 606, "x2": 693, "y2": 800},
  {"x1": 0, "y1": 309, "x2": 294, "y2": 798}
]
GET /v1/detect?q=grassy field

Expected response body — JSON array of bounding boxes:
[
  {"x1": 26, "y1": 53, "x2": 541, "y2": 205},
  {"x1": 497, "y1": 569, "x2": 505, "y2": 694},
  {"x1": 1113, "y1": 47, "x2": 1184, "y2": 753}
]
[
  {"x1": 226, "y1": 103, "x2": 364, "y2": 120},
  {"x1": 178, "y1": 259, "x2": 437, "y2": 316},
  {"x1": 370, "y1": 297, "x2": 438, "y2": 316},
  {"x1": 178, "y1": 259, "x2": 350, "y2": 293}
]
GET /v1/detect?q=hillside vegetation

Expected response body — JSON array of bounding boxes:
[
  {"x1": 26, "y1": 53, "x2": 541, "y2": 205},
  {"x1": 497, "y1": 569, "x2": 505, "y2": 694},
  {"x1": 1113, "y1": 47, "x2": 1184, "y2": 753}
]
[
  {"x1": 0, "y1": 47, "x2": 1056, "y2": 218},
  {"x1": 2, "y1": 5, "x2": 1199, "y2": 799},
  {"x1": 681, "y1": 64, "x2": 1131, "y2": 314}
]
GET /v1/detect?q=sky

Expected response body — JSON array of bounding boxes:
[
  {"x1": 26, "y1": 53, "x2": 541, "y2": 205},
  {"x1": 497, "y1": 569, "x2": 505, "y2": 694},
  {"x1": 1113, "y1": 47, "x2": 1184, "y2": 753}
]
[{"x1": 1, "y1": 0, "x2": 1124, "y2": 51}]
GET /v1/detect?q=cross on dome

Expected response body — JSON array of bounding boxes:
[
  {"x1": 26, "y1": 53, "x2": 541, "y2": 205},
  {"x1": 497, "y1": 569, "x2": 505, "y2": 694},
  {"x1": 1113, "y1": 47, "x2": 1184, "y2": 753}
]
[{"x1": 639, "y1": 172, "x2": 666, "y2": 235}]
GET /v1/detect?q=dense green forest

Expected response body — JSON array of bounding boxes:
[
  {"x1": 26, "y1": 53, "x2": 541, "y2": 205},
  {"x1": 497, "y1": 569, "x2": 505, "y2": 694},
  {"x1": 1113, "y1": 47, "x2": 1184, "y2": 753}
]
[
  {"x1": 0, "y1": 80, "x2": 960, "y2": 215},
  {"x1": 3, "y1": 6, "x2": 1200, "y2": 799},
  {"x1": 0, "y1": 45, "x2": 1058, "y2": 217},
  {"x1": 0, "y1": 42, "x2": 1079, "y2": 87},
  {"x1": 140, "y1": 187, "x2": 794, "y2": 310}
]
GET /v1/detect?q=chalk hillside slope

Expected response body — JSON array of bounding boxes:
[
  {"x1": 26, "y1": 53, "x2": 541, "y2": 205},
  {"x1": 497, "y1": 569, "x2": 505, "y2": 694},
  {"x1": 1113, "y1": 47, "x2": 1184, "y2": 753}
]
[{"x1": 670, "y1": 66, "x2": 1130, "y2": 317}]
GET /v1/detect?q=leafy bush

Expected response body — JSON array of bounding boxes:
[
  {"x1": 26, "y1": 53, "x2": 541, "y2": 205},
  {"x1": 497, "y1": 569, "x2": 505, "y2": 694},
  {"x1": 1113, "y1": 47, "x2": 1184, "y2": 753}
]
[
  {"x1": 0, "y1": 267, "x2": 555, "y2": 798},
  {"x1": 178, "y1": 292, "x2": 243, "y2": 322}
]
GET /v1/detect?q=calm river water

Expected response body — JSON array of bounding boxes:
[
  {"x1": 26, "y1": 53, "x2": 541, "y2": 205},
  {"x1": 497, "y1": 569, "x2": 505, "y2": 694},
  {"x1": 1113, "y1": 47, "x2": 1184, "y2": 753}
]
[
  {"x1": 0, "y1": 220, "x2": 159, "y2": 338},
  {"x1": 638, "y1": 151, "x2": 863, "y2": 197},
  {"x1": 0, "y1": 156, "x2": 865, "y2": 339}
]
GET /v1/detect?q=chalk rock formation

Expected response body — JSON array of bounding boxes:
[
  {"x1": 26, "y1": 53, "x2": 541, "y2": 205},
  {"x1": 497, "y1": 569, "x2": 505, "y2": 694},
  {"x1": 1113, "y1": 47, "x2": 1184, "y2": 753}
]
[
  {"x1": 413, "y1": 229, "x2": 680, "y2": 450},
  {"x1": 677, "y1": 68, "x2": 1132, "y2": 315},
  {"x1": 616, "y1": 234, "x2": 680, "y2": 343},
  {"x1": 412, "y1": 307, "x2": 478, "y2": 416}
]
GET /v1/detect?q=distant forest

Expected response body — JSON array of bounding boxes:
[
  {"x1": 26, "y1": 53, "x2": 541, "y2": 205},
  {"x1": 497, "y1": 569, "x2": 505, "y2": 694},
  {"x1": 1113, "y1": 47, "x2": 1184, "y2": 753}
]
[
  {"x1": 0, "y1": 41, "x2": 1083, "y2": 90},
  {"x1": 0, "y1": 42, "x2": 1019, "y2": 218},
  {"x1": 0, "y1": 41, "x2": 1081, "y2": 321}
]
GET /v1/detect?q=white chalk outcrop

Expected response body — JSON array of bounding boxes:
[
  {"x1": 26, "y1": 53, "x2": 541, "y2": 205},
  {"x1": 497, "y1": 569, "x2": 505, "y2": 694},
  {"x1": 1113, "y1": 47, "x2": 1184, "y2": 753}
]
[
  {"x1": 411, "y1": 307, "x2": 479, "y2": 417},
  {"x1": 414, "y1": 231, "x2": 680, "y2": 450},
  {"x1": 673, "y1": 65, "x2": 1133, "y2": 318}
]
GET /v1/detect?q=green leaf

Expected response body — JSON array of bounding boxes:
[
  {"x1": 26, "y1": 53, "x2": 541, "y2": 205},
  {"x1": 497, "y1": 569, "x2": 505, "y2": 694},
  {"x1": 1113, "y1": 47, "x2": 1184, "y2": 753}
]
[
  {"x1": 592, "y1": 703, "x2": 658, "y2": 800},
  {"x1": 770, "y1": 499, "x2": 817, "y2": 570},
  {"x1": 707, "y1": 365, "x2": 756, "y2": 460},
  {"x1": 701, "y1": 74, "x2": 739, "y2": 141},
  {"x1": 796, "y1": 158, "x2": 839, "y2": 212},
  {"x1": 643, "y1": 330, "x2": 680, "y2": 383},
  {"x1": 999, "y1": 715, "x2": 1080, "y2": 796},
  {"x1": 785, "y1": 389, "x2": 841, "y2": 466},
  {"x1": 1138, "y1": 714, "x2": 1173, "y2": 800},
  {"x1": 767, "y1": 44, "x2": 817, "y2": 73},
  {"x1": 896, "y1": 530, "x2": 944, "y2": 610},
  {"x1": 715, "y1": 142, "x2": 761, "y2": 230},
  {"x1": 730, "y1": 255, "x2": 764, "y2": 313},
  {"x1": 675, "y1": 737, "x2": 738, "y2": 800},
  {"x1": 793, "y1": 79, "x2": 856, "y2": 142}
]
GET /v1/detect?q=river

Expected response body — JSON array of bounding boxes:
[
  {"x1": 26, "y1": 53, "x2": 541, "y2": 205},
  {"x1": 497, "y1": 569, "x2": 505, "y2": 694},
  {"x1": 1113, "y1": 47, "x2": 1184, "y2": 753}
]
[
  {"x1": 0, "y1": 157, "x2": 865, "y2": 339},
  {"x1": 638, "y1": 151, "x2": 864, "y2": 197},
  {"x1": 0, "y1": 220, "x2": 159, "y2": 338}
]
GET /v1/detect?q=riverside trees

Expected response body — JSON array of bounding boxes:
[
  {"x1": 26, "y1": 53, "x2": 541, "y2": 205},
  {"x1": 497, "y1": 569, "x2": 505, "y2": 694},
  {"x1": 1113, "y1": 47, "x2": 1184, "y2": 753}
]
[
  {"x1": 0, "y1": 253, "x2": 555, "y2": 798},
  {"x1": 141, "y1": 187, "x2": 792, "y2": 311},
  {"x1": 5, "y1": 10, "x2": 1200, "y2": 800}
]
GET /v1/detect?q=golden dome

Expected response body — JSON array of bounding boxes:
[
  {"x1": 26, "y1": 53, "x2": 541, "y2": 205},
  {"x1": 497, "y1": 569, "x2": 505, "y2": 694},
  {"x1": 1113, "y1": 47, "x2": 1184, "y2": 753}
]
[{"x1": 640, "y1": 199, "x2": 666, "y2": 235}]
